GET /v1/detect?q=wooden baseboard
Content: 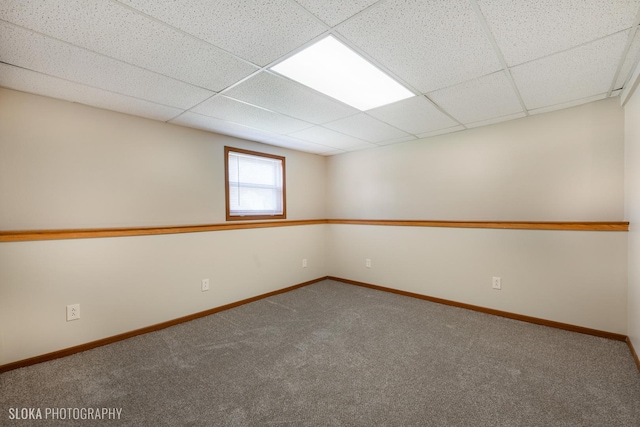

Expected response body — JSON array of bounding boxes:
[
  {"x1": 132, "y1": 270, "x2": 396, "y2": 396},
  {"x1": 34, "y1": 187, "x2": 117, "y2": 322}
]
[
  {"x1": 327, "y1": 276, "x2": 628, "y2": 342},
  {"x1": 0, "y1": 277, "x2": 328, "y2": 374},
  {"x1": 628, "y1": 337, "x2": 640, "y2": 372},
  {"x1": 3, "y1": 275, "x2": 636, "y2": 374}
]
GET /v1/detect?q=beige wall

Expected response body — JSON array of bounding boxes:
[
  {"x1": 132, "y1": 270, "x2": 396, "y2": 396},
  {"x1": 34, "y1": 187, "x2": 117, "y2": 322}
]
[
  {"x1": 0, "y1": 89, "x2": 327, "y2": 365},
  {"x1": 0, "y1": 88, "x2": 326, "y2": 230},
  {"x1": 0, "y1": 88, "x2": 632, "y2": 365},
  {"x1": 625, "y1": 86, "x2": 640, "y2": 355},
  {"x1": 0, "y1": 225, "x2": 326, "y2": 364},
  {"x1": 326, "y1": 98, "x2": 628, "y2": 334},
  {"x1": 326, "y1": 224, "x2": 627, "y2": 333},
  {"x1": 326, "y1": 98, "x2": 624, "y2": 221}
]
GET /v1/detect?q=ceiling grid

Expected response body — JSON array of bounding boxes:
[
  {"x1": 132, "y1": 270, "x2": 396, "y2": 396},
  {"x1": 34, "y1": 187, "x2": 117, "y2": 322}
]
[{"x1": 1, "y1": 0, "x2": 639, "y2": 155}]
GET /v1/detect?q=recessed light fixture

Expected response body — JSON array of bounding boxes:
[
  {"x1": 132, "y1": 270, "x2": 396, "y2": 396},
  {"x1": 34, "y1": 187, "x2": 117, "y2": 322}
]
[{"x1": 271, "y1": 36, "x2": 415, "y2": 111}]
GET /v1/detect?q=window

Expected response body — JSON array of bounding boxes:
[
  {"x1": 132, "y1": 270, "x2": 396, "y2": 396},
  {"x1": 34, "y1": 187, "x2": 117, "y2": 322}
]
[{"x1": 225, "y1": 147, "x2": 286, "y2": 221}]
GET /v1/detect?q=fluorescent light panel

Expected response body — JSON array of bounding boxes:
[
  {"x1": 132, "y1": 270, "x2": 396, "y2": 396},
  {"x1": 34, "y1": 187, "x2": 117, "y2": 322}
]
[{"x1": 271, "y1": 36, "x2": 414, "y2": 111}]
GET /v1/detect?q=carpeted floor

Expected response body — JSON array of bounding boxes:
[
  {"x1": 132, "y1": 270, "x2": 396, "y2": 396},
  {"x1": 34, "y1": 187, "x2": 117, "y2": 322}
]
[{"x1": 2, "y1": 279, "x2": 640, "y2": 426}]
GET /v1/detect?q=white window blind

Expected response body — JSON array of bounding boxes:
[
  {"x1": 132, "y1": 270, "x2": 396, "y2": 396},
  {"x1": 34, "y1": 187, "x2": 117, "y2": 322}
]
[{"x1": 227, "y1": 150, "x2": 284, "y2": 217}]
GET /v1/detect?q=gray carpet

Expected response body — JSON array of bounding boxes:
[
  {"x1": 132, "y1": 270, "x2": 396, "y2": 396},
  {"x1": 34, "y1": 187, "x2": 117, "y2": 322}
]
[{"x1": 1, "y1": 280, "x2": 640, "y2": 426}]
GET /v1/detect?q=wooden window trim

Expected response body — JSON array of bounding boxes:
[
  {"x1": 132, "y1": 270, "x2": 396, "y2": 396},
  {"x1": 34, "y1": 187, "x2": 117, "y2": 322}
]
[{"x1": 224, "y1": 146, "x2": 286, "y2": 221}]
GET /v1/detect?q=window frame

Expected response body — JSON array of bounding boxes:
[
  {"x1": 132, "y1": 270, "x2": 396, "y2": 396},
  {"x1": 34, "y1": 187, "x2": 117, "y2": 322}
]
[{"x1": 224, "y1": 146, "x2": 287, "y2": 221}]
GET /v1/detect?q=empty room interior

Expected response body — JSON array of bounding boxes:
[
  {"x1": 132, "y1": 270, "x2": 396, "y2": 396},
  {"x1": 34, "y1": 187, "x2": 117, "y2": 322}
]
[{"x1": 2, "y1": 0, "x2": 640, "y2": 425}]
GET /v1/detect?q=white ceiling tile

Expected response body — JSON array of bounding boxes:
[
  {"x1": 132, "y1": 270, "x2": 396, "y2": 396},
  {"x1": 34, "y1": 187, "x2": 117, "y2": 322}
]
[
  {"x1": 258, "y1": 137, "x2": 336, "y2": 154},
  {"x1": 223, "y1": 71, "x2": 359, "y2": 124},
  {"x1": 367, "y1": 96, "x2": 459, "y2": 135},
  {"x1": 528, "y1": 93, "x2": 607, "y2": 116},
  {"x1": 611, "y1": 89, "x2": 623, "y2": 97},
  {"x1": 478, "y1": 0, "x2": 640, "y2": 66},
  {"x1": 0, "y1": 63, "x2": 182, "y2": 121},
  {"x1": 293, "y1": 0, "x2": 380, "y2": 27},
  {"x1": 171, "y1": 111, "x2": 264, "y2": 136},
  {"x1": 323, "y1": 113, "x2": 410, "y2": 143},
  {"x1": 191, "y1": 96, "x2": 313, "y2": 134},
  {"x1": 170, "y1": 112, "x2": 331, "y2": 154},
  {"x1": 428, "y1": 71, "x2": 523, "y2": 124},
  {"x1": 615, "y1": 29, "x2": 640, "y2": 89},
  {"x1": 0, "y1": 22, "x2": 214, "y2": 109},
  {"x1": 320, "y1": 149, "x2": 347, "y2": 156},
  {"x1": 288, "y1": 126, "x2": 374, "y2": 151},
  {"x1": 416, "y1": 125, "x2": 466, "y2": 139},
  {"x1": 0, "y1": 0, "x2": 258, "y2": 92},
  {"x1": 1, "y1": 1, "x2": 634, "y2": 152},
  {"x1": 511, "y1": 32, "x2": 629, "y2": 110},
  {"x1": 374, "y1": 135, "x2": 418, "y2": 146},
  {"x1": 117, "y1": 0, "x2": 326, "y2": 66},
  {"x1": 465, "y1": 112, "x2": 526, "y2": 129},
  {"x1": 337, "y1": 0, "x2": 502, "y2": 92}
]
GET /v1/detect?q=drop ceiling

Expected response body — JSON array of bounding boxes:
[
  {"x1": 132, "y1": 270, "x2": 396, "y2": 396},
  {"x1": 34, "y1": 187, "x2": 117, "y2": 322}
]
[{"x1": 1, "y1": 0, "x2": 639, "y2": 156}]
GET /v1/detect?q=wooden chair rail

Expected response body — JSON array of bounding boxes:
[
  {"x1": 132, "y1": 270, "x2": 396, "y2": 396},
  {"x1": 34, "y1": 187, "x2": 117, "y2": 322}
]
[{"x1": 0, "y1": 219, "x2": 628, "y2": 242}]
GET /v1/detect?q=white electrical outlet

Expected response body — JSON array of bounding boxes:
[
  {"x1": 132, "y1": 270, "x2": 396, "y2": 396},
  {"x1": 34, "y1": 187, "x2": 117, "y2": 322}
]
[
  {"x1": 302, "y1": 258, "x2": 308, "y2": 268},
  {"x1": 365, "y1": 258, "x2": 372, "y2": 268},
  {"x1": 66, "y1": 304, "x2": 80, "y2": 321},
  {"x1": 201, "y1": 279, "x2": 210, "y2": 292},
  {"x1": 492, "y1": 277, "x2": 502, "y2": 290}
]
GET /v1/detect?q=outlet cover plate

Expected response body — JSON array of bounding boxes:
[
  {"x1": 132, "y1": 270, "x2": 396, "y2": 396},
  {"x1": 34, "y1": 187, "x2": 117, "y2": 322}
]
[{"x1": 66, "y1": 304, "x2": 80, "y2": 321}]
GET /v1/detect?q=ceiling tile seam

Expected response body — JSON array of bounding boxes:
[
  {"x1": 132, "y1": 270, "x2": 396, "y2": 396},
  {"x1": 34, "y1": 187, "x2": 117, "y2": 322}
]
[
  {"x1": 0, "y1": 61, "x2": 189, "y2": 111},
  {"x1": 417, "y1": 126, "x2": 466, "y2": 140},
  {"x1": 172, "y1": 68, "x2": 290, "y2": 122},
  {"x1": 359, "y1": 115, "x2": 418, "y2": 140},
  {"x1": 201, "y1": 14, "x2": 425, "y2": 113},
  {"x1": 361, "y1": 110, "x2": 452, "y2": 140},
  {"x1": 607, "y1": 10, "x2": 640, "y2": 95},
  {"x1": 370, "y1": 136, "x2": 417, "y2": 147},
  {"x1": 282, "y1": 124, "x2": 371, "y2": 146},
  {"x1": 464, "y1": 111, "x2": 525, "y2": 127},
  {"x1": 527, "y1": 92, "x2": 609, "y2": 114},
  {"x1": 165, "y1": 109, "x2": 195, "y2": 124},
  {"x1": 108, "y1": 0, "x2": 260, "y2": 70},
  {"x1": 330, "y1": 0, "x2": 388, "y2": 29},
  {"x1": 506, "y1": 27, "x2": 635, "y2": 70},
  {"x1": 607, "y1": 27, "x2": 639, "y2": 95},
  {"x1": 419, "y1": 94, "x2": 467, "y2": 129},
  {"x1": 284, "y1": 0, "x2": 332, "y2": 30},
  {"x1": 193, "y1": 104, "x2": 316, "y2": 134},
  {"x1": 319, "y1": 112, "x2": 416, "y2": 140},
  {"x1": 421, "y1": 69, "x2": 505, "y2": 94},
  {"x1": 214, "y1": 32, "x2": 337, "y2": 96},
  {"x1": 261, "y1": 22, "x2": 415, "y2": 99},
  {"x1": 311, "y1": 94, "x2": 459, "y2": 139},
  {"x1": 345, "y1": 146, "x2": 379, "y2": 153},
  {"x1": 327, "y1": 129, "x2": 406, "y2": 146},
  {"x1": 468, "y1": 0, "x2": 528, "y2": 117},
  {"x1": 328, "y1": 30, "x2": 423, "y2": 97},
  {"x1": 195, "y1": 92, "x2": 332, "y2": 131},
  {"x1": 166, "y1": 91, "x2": 226, "y2": 123},
  {"x1": 169, "y1": 110, "x2": 339, "y2": 151},
  {"x1": 0, "y1": 18, "x2": 219, "y2": 95},
  {"x1": 422, "y1": 68, "x2": 522, "y2": 126},
  {"x1": 214, "y1": 68, "x2": 363, "y2": 125},
  {"x1": 251, "y1": 29, "x2": 347, "y2": 78}
]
